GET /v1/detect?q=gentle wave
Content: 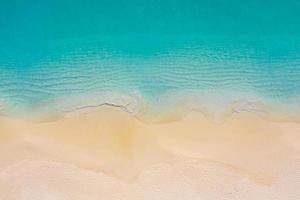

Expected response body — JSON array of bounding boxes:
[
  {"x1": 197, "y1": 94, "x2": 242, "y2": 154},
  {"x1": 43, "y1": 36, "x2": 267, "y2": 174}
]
[{"x1": 1, "y1": 37, "x2": 300, "y2": 121}]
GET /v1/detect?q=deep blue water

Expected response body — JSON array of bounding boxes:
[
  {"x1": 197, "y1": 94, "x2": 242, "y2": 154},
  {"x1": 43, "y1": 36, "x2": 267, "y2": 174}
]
[{"x1": 0, "y1": 0, "x2": 300, "y2": 118}]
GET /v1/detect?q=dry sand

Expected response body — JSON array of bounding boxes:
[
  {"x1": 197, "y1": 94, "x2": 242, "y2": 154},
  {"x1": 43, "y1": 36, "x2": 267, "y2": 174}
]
[{"x1": 0, "y1": 106, "x2": 299, "y2": 199}]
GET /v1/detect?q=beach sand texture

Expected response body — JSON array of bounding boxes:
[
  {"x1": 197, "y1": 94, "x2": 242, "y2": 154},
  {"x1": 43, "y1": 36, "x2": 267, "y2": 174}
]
[{"x1": 0, "y1": 106, "x2": 299, "y2": 199}]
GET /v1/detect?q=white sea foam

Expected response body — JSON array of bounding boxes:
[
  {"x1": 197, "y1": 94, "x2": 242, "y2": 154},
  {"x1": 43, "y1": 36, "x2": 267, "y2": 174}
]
[{"x1": 2, "y1": 87, "x2": 300, "y2": 123}]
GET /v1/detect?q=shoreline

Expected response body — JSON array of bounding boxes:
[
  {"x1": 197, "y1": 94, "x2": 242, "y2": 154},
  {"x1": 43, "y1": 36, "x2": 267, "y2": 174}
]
[{"x1": 3, "y1": 91, "x2": 300, "y2": 125}]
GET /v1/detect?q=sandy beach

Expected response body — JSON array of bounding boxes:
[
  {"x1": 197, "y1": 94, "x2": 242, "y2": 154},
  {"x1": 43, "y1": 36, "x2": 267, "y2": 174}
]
[
  {"x1": 1, "y1": 0, "x2": 300, "y2": 199},
  {"x1": 0, "y1": 106, "x2": 299, "y2": 199}
]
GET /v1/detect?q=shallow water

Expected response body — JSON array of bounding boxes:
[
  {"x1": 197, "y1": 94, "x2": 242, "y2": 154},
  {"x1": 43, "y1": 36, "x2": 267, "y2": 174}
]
[{"x1": 0, "y1": 0, "x2": 300, "y2": 119}]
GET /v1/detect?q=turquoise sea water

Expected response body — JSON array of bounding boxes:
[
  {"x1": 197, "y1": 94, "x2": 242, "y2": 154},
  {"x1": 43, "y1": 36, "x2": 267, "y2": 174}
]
[{"x1": 1, "y1": 0, "x2": 300, "y2": 120}]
